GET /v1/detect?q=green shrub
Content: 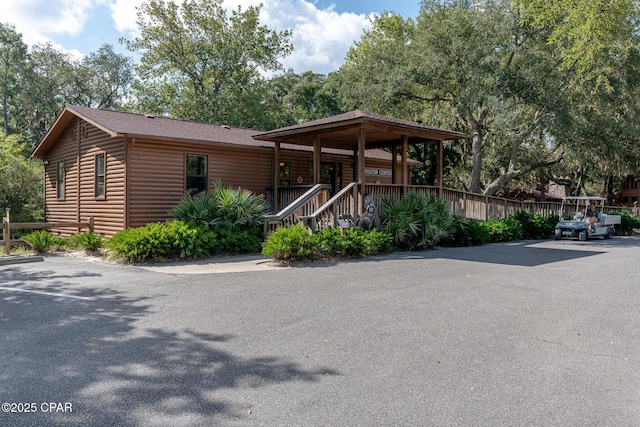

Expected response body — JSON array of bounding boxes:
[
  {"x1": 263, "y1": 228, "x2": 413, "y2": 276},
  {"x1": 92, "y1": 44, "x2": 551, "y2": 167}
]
[
  {"x1": 72, "y1": 231, "x2": 103, "y2": 251},
  {"x1": 216, "y1": 226, "x2": 263, "y2": 253},
  {"x1": 310, "y1": 228, "x2": 347, "y2": 256},
  {"x1": 380, "y1": 191, "x2": 451, "y2": 250},
  {"x1": 170, "y1": 181, "x2": 267, "y2": 229},
  {"x1": 481, "y1": 217, "x2": 523, "y2": 243},
  {"x1": 263, "y1": 225, "x2": 392, "y2": 262},
  {"x1": 440, "y1": 214, "x2": 489, "y2": 247},
  {"x1": 21, "y1": 230, "x2": 66, "y2": 253},
  {"x1": 340, "y1": 227, "x2": 392, "y2": 257},
  {"x1": 261, "y1": 224, "x2": 315, "y2": 261},
  {"x1": 511, "y1": 211, "x2": 556, "y2": 240},
  {"x1": 613, "y1": 210, "x2": 640, "y2": 235},
  {"x1": 106, "y1": 220, "x2": 219, "y2": 263}
]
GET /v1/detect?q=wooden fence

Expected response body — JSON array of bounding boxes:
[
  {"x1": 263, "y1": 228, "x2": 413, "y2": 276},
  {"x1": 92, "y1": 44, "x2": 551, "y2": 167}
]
[
  {"x1": 362, "y1": 185, "x2": 632, "y2": 221},
  {"x1": 2, "y1": 210, "x2": 94, "y2": 256}
]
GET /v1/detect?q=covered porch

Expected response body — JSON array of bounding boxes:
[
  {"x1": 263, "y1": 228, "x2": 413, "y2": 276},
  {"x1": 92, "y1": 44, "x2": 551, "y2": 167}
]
[{"x1": 253, "y1": 110, "x2": 466, "y2": 233}]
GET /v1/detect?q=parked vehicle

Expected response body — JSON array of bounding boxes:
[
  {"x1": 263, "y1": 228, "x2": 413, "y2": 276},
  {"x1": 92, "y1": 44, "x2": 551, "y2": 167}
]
[{"x1": 554, "y1": 196, "x2": 621, "y2": 241}]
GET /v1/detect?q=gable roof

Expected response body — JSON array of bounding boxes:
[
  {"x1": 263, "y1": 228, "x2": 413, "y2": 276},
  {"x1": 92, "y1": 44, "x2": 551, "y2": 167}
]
[
  {"x1": 253, "y1": 109, "x2": 467, "y2": 149},
  {"x1": 31, "y1": 106, "x2": 422, "y2": 165}
]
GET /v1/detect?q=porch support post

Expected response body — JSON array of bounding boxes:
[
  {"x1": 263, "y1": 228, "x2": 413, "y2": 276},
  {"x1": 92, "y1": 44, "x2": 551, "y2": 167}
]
[
  {"x1": 392, "y1": 144, "x2": 398, "y2": 185},
  {"x1": 274, "y1": 141, "x2": 280, "y2": 212},
  {"x1": 401, "y1": 134, "x2": 408, "y2": 195},
  {"x1": 357, "y1": 127, "x2": 366, "y2": 210},
  {"x1": 437, "y1": 139, "x2": 443, "y2": 197},
  {"x1": 313, "y1": 134, "x2": 321, "y2": 185}
]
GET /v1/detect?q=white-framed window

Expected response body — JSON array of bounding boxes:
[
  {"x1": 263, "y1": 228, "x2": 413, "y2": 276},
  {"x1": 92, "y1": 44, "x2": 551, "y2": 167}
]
[
  {"x1": 95, "y1": 153, "x2": 105, "y2": 198},
  {"x1": 57, "y1": 161, "x2": 65, "y2": 199}
]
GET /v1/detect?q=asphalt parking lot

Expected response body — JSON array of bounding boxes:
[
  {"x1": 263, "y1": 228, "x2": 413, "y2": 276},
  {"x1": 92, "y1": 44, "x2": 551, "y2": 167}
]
[{"x1": 2, "y1": 237, "x2": 640, "y2": 426}]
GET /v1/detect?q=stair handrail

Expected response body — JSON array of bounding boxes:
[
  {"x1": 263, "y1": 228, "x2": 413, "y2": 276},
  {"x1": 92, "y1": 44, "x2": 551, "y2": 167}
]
[
  {"x1": 263, "y1": 184, "x2": 329, "y2": 234},
  {"x1": 300, "y1": 182, "x2": 359, "y2": 232}
]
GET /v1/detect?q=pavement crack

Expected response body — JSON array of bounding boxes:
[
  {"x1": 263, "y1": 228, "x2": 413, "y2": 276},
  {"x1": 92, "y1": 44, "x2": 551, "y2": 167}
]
[{"x1": 534, "y1": 338, "x2": 640, "y2": 364}]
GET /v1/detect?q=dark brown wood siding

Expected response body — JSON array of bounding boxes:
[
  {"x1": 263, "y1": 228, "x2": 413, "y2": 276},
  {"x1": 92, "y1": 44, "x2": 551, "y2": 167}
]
[
  {"x1": 44, "y1": 124, "x2": 410, "y2": 237},
  {"x1": 43, "y1": 119, "x2": 126, "y2": 237},
  {"x1": 127, "y1": 139, "x2": 276, "y2": 228}
]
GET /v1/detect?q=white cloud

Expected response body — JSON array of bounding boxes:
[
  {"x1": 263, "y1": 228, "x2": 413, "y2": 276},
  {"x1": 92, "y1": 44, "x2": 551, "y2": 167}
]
[
  {"x1": 109, "y1": 0, "x2": 371, "y2": 75},
  {"x1": 3, "y1": 0, "x2": 371, "y2": 74},
  {"x1": 108, "y1": 0, "x2": 145, "y2": 33},
  {"x1": 2, "y1": 0, "x2": 95, "y2": 45},
  {"x1": 257, "y1": 0, "x2": 372, "y2": 74}
]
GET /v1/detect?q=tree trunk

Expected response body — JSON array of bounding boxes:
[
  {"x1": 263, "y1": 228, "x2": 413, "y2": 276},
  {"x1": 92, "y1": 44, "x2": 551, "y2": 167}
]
[{"x1": 469, "y1": 131, "x2": 483, "y2": 193}]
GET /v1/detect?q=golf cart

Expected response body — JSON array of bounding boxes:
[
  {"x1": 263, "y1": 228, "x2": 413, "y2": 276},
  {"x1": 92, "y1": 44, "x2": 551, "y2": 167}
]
[{"x1": 554, "y1": 196, "x2": 621, "y2": 241}]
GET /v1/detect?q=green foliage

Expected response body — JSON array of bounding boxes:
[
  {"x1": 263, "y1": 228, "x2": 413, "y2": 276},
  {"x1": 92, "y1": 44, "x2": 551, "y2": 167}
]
[
  {"x1": 612, "y1": 210, "x2": 640, "y2": 236},
  {"x1": 480, "y1": 218, "x2": 523, "y2": 243},
  {"x1": 21, "y1": 230, "x2": 66, "y2": 253},
  {"x1": 105, "y1": 220, "x2": 219, "y2": 263},
  {"x1": 170, "y1": 182, "x2": 267, "y2": 229},
  {"x1": 262, "y1": 225, "x2": 392, "y2": 261},
  {"x1": 0, "y1": 132, "x2": 44, "y2": 229},
  {"x1": 124, "y1": 0, "x2": 292, "y2": 128},
  {"x1": 311, "y1": 227, "x2": 392, "y2": 258},
  {"x1": 518, "y1": 0, "x2": 638, "y2": 89},
  {"x1": 440, "y1": 214, "x2": 489, "y2": 247},
  {"x1": 380, "y1": 191, "x2": 451, "y2": 250},
  {"x1": 215, "y1": 226, "x2": 263, "y2": 253},
  {"x1": 71, "y1": 231, "x2": 103, "y2": 252},
  {"x1": 511, "y1": 211, "x2": 556, "y2": 240},
  {"x1": 339, "y1": 227, "x2": 392, "y2": 257},
  {"x1": 261, "y1": 224, "x2": 316, "y2": 261}
]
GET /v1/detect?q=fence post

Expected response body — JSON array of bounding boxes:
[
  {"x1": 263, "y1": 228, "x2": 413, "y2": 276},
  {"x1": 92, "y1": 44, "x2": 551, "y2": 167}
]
[
  {"x1": 87, "y1": 216, "x2": 94, "y2": 233},
  {"x1": 484, "y1": 196, "x2": 489, "y2": 221},
  {"x1": 3, "y1": 208, "x2": 10, "y2": 256}
]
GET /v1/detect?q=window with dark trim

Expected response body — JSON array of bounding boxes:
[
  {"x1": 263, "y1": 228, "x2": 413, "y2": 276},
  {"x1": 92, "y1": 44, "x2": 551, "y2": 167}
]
[
  {"x1": 57, "y1": 161, "x2": 65, "y2": 199},
  {"x1": 279, "y1": 161, "x2": 290, "y2": 187},
  {"x1": 186, "y1": 154, "x2": 208, "y2": 194},
  {"x1": 95, "y1": 153, "x2": 105, "y2": 198}
]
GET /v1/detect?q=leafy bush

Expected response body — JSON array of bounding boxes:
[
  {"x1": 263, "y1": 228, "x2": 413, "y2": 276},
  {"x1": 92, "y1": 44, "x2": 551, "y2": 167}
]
[
  {"x1": 0, "y1": 133, "x2": 44, "y2": 235},
  {"x1": 613, "y1": 210, "x2": 640, "y2": 235},
  {"x1": 106, "y1": 220, "x2": 219, "y2": 263},
  {"x1": 262, "y1": 225, "x2": 392, "y2": 262},
  {"x1": 480, "y1": 218, "x2": 523, "y2": 243},
  {"x1": 72, "y1": 231, "x2": 103, "y2": 251},
  {"x1": 170, "y1": 181, "x2": 267, "y2": 229},
  {"x1": 440, "y1": 214, "x2": 489, "y2": 247},
  {"x1": 21, "y1": 230, "x2": 66, "y2": 253},
  {"x1": 339, "y1": 227, "x2": 392, "y2": 257},
  {"x1": 216, "y1": 226, "x2": 263, "y2": 253},
  {"x1": 311, "y1": 228, "x2": 349, "y2": 256},
  {"x1": 261, "y1": 224, "x2": 316, "y2": 261},
  {"x1": 380, "y1": 191, "x2": 451, "y2": 250},
  {"x1": 511, "y1": 211, "x2": 557, "y2": 240}
]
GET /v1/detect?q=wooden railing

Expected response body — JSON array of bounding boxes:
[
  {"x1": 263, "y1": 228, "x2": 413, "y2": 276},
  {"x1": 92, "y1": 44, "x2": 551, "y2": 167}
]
[
  {"x1": 300, "y1": 183, "x2": 359, "y2": 233},
  {"x1": 266, "y1": 185, "x2": 314, "y2": 213},
  {"x1": 2, "y1": 211, "x2": 94, "y2": 256},
  {"x1": 271, "y1": 184, "x2": 634, "y2": 233},
  {"x1": 263, "y1": 184, "x2": 331, "y2": 235}
]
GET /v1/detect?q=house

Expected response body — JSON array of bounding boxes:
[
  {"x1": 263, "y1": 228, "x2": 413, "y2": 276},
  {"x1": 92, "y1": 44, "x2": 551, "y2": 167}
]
[
  {"x1": 32, "y1": 106, "x2": 459, "y2": 237},
  {"x1": 616, "y1": 175, "x2": 640, "y2": 206}
]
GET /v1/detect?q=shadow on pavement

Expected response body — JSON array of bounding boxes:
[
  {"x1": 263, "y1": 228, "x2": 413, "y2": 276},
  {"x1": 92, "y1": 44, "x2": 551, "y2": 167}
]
[{"x1": 0, "y1": 267, "x2": 338, "y2": 426}]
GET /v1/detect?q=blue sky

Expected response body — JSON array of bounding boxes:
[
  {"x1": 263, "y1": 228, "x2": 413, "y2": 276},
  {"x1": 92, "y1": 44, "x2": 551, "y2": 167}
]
[{"x1": 3, "y1": 0, "x2": 422, "y2": 75}]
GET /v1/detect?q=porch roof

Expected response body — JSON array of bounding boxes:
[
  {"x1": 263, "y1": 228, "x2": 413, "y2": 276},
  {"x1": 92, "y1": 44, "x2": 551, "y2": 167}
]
[{"x1": 252, "y1": 110, "x2": 467, "y2": 149}]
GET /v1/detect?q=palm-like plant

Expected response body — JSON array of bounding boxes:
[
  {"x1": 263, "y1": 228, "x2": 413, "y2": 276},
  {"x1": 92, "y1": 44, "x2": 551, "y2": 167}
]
[
  {"x1": 380, "y1": 191, "x2": 452, "y2": 250},
  {"x1": 170, "y1": 181, "x2": 267, "y2": 230}
]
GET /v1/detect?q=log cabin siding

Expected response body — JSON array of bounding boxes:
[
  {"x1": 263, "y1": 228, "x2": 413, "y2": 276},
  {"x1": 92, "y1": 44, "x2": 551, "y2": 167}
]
[
  {"x1": 43, "y1": 119, "x2": 126, "y2": 236},
  {"x1": 127, "y1": 140, "x2": 275, "y2": 228},
  {"x1": 36, "y1": 107, "x2": 422, "y2": 238},
  {"x1": 44, "y1": 122, "x2": 78, "y2": 227}
]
